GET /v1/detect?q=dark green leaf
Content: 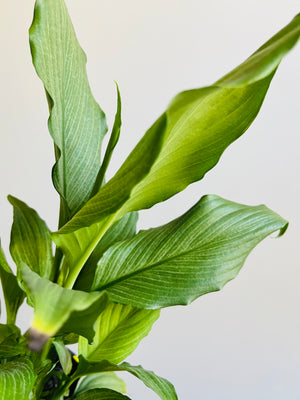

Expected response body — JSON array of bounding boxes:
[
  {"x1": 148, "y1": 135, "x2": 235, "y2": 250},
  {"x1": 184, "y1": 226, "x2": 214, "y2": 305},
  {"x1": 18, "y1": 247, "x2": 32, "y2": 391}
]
[
  {"x1": 0, "y1": 242, "x2": 24, "y2": 324},
  {"x1": 73, "y1": 389, "x2": 131, "y2": 400},
  {"x1": 8, "y1": 195, "x2": 54, "y2": 280},
  {"x1": 78, "y1": 302, "x2": 160, "y2": 364},
  {"x1": 0, "y1": 358, "x2": 37, "y2": 400},
  {"x1": 92, "y1": 195, "x2": 288, "y2": 308},
  {"x1": 30, "y1": 0, "x2": 108, "y2": 219},
  {"x1": 73, "y1": 357, "x2": 178, "y2": 400}
]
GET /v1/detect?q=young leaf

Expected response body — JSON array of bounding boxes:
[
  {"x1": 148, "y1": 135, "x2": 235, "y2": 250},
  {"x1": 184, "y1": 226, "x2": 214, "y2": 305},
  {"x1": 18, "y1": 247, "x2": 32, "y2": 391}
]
[
  {"x1": 53, "y1": 337, "x2": 73, "y2": 375},
  {"x1": 18, "y1": 264, "x2": 107, "y2": 346},
  {"x1": 29, "y1": 0, "x2": 108, "y2": 219},
  {"x1": 74, "y1": 389, "x2": 131, "y2": 400},
  {"x1": 92, "y1": 195, "x2": 288, "y2": 309},
  {"x1": 8, "y1": 195, "x2": 54, "y2": 280},
  {"x1": 0, "y1": 358, "x2": 37, "y2": 400},
  {"x1": 0, "y1": 324, "x2": 26, "y2": 358},
  {"x1": 78, "y1": 302, "x2": 160, "y2": 364},
  {"x1": 73, "y1": 357, "x2": 178, "y2": 400},
  {"x1": 0, "y1": 242, "x2": 24, "y2": 324},
  {"x1": 92, "y1": 83, "x2": 122, "y2": 196},
  {"x1": 74, "y1": 212, "x2": 138, "y2": 291},
  {"x1": 74, "y1": 372, "x2": 127, "y2": 396},
  {"x1": 58, "y1": 14, "x2": 300, "y2": 233}
]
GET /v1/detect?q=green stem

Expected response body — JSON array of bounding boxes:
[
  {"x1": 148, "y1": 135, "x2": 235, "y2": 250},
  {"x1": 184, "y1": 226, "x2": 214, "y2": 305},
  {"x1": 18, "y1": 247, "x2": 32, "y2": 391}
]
[
  {"x1": 63, "y1": 214, "x2": 117, "y2": 289},
  {"x1": 40, "y1": 337, "x2": 53, "y2": 362}
]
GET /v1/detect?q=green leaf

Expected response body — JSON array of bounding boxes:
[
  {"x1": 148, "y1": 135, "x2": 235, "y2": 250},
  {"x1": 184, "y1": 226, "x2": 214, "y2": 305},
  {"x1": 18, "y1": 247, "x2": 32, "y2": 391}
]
[
  {"x1": 78, "y1": 302, "x2": 160, "y2": 364},
  {"x1": 0, "y1": 242, "x2": 24, "y2": 324},
  {"x1": 74, "y1": 389, "x2": 131, "y2": 400},
  {"x1": 18, "y1": 264, "x2": 107, "y2": 345},
  {"x1": 92, "y1": 83, "x2": 122, "y2": 196},
  {"x1": 58, "y1": 14, "x2": 299, "y2": 234},
  {"x1": 74, "y1": 212, "x2": 138, "y2": 291},
  {"x1": 8, "y1": 196, "x2": 54, "y2": 280},
  {"x1": 74, "y1": 372, "x2": 127, "y2": 396},
  {"x1": 53, "y1": 337, "x2": 73, "y2": 375},
  {"x1": 0, "y1": 358, "x2": 37, "y2": 400},
  {"x1": 0, "y1": 324, "x2": 26, "y2": 359},
  {"x1": 29, "y1": 0, "x2": 108, "y2": 219},
  {"x1": 73, "y1": 357, "x2": 178, "y2": 400},
  {"x1": 92, "y1": 195, "x2": 288, "y2": 308}
]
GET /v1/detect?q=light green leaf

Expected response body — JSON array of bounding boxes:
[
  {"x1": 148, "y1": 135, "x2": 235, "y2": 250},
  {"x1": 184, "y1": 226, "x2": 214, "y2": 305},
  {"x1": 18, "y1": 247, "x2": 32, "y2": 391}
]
[
  {"x1": 74, "y1": 212, "x2": 138, "y2": 291},
  {"x1": 0, "y1": 358, "x2": 37, "y2": 400},
  {"x1": 0, "y1": 324, "x2": 26, "y2": 359},
  {"x1": 73, "y1": 358, "x2": 178, "y2": 400},
  {"x1": 53, "y1": 337, "x2": 72, "y2": 375},
  {"x1": 92, "y1": 195, "x2": 288, "y2": 308},
  {"x1": 74, "y1": 372, "x2": 127, "y2": 396},
  {"x1": 92, "y1": 83, "x2": 122, "y2": 196},
  {"x1": 79, "y1": 302, "x2": 160, "y2": 364},
  {"x1": 58, "y1": 14, "x2": 299, "y2": 234},
  {"x1": 0, "y1": 242, "x2": 24, "y2": 324},
  {"x1": 30, "y1": 0, "x2": 107, "y2": 220},
  {"x1": 8, "y1": 196, "x2": 54, "y2": 280},
  {"x1": 18, "y1": 264, "x2": 107, "y2": 344},
  {"x1": 74, "y1": 389, "x2": 131, "y2": 400}
]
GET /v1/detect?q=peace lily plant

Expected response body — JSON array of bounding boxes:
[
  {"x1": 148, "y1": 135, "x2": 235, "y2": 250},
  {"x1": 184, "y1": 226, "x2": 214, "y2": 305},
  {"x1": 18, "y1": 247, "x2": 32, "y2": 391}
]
[{"x1": 0, "y1": 0, "x2": 299, "y2": 398}]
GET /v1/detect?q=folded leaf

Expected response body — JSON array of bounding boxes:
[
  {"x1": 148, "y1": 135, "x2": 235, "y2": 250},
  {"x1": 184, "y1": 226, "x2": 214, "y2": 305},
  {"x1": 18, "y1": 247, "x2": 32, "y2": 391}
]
[
  {"x1": 0, "y1": 242, "x2": 24, "y2": 324},
  {"x1": 30, "y1": 0, "x2": 108, "y2": 219},
  {"x1": 92, "y1": 195, "x2": 288, "y2": 308},
  {"x1": 18, "y1": 264, "x2": 107, "y2": 345},
  {"x1": 73, "y1": 357, "x2": 178, "y2": 400},
  {"x1": 74, "y1": 372, "x2": 127, "y2": 396},
  {"x1": 59, "y1": 14, "x2": 299, "y2": 233},
  {"x1": 78, "y1": 302, "x2": 160, "y2": 364},
  {"x1": 8, "y1": 195, "x2": 54, "y2": 280},
  {"x1": 92, "y1": 83, "x2": 122, "y2": 196},
  {"x1": 53, "y1": 337, "x2": 73, "y2": 375},
  {"x1": 0, "y1": 324, "x2": 26, "y2": 358},
  {"x1": 0, "y1": 358, "x2": 37, "y2": 400},
  {"x1": 74, "y1": 389, "x2": 131, "y2": 400}
]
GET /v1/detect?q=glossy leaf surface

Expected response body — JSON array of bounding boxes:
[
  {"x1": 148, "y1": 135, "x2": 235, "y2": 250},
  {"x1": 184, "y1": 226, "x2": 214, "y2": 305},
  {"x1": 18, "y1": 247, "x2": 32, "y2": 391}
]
[
  {"x1": 92, "y1": 195, "x2": 288, "y2": 308},
  {"x1": 8, "y1": 196, "x2": 54, "y2": 280},
  {"x1": 0, "y1": 242, "x2": 24, "y2": 324},
  {"x1": 30, "y1": 0, "x2": 107, "y2": 219},
  {"x1": 0, "y1": 358, "x2": 37, "y2": 400},
  {"x1": 79, "y1": 302, "x2": 160, "y2": 363},
  {"x1": 59, "y1": 14, "x2": 300, "y2": 233}
]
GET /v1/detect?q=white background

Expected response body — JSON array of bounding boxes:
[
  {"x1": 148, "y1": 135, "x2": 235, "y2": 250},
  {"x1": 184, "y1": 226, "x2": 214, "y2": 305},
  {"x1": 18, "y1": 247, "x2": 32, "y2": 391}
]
[{"x1": 0, "y1": 1, "x2": 299, "y2": 399}]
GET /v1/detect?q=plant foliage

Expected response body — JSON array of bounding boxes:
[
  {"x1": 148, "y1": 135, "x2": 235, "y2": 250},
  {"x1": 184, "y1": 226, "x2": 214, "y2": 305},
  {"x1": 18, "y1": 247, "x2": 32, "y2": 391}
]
[{"x1": 0, "y1": 1, "x2": 299, "y2": 398}]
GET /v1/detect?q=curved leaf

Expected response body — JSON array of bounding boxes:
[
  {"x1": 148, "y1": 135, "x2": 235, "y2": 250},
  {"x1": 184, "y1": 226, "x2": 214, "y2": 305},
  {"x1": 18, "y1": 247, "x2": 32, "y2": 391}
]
[
  {"x1": 92, "y1": 195, "x2": 288, "y2": 309},
  {"x1": 74, "y1": 389, "x2": 131, "y2": 400},
  {"x1": 78, "y1": 302, "x2": 160, "y2": 364},
  {"x1": 0, "y1": 358, "x2": 37, "y2": 400},
  {"x1": 74, "y1": 372, "x2": 127, "y2": 396},
  {"x1": 8, "y1": 196, "x2": 54, "y2": 280},
  {"x1": 53, "y1": 337, "x2": 73, "y2": 375},
  {"x1": 29, "y1": 0, "x2": 107, "y2": 219},
  {"x1": 0, "y1": 242, "x2": 24, "y2": 324},
  {"x1": 58, "y1": 14, "x2": 299, "y2": 233},
  {"x1": 74, "y1": 358, "x2": 177, "y2": 400},
  {"x1": 0, "y1": 324, "x2": 26, "y2": 358},
  {"x1": 18, "y1": 264, "x2": 107, "y2": 346}
]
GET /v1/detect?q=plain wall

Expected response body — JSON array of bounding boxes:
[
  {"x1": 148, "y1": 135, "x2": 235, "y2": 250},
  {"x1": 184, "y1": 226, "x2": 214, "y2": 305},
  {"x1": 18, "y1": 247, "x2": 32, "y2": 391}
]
[{"x1": 0, "y1": 1, "x2": 299, "y2": 399}]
